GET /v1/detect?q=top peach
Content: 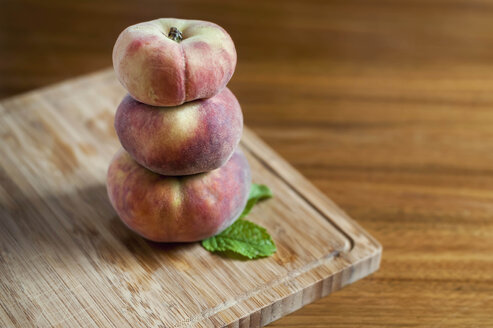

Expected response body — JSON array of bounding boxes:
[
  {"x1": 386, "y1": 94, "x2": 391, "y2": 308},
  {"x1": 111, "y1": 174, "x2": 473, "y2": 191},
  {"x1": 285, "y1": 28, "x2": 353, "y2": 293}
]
[{"x1": 112, "y1": 18, "x2": 237, "y2": 106}]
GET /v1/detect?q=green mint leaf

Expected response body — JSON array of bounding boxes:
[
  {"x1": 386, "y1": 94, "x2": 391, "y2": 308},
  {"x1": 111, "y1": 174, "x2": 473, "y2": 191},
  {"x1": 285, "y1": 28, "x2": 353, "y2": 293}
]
[
  {"x1": 202, "y1": 219, "x2": 276, "y2": 259},
  {"x1": 201, "y1": 184, "x2": 275, "y2": 259},
  {"x1": 239, "y1": 183, "x2": 273, "y2": 219}
]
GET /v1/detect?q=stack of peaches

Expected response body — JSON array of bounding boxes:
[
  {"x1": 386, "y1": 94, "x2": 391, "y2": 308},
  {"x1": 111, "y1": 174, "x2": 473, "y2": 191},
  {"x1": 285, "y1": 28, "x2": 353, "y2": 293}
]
[{"x1": 107, "y1": 19, "x2": 251, "y2": 243}]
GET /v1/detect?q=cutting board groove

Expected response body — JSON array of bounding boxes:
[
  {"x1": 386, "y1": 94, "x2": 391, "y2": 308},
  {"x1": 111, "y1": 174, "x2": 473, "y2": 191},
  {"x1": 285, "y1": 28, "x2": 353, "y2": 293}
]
[
  {"x1": 241, "y1": 140, "x2": 355, "y2": 251},
  {"x1": 0, "y1": 69, "x2": 381, "y2": 327}
]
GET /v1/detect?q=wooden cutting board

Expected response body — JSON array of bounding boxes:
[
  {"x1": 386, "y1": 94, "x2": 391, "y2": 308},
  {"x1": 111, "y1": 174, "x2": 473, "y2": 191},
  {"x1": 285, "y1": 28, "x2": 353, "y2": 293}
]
[{"x1": 0, "y1": 69, "x2": 381, "y2": 328}]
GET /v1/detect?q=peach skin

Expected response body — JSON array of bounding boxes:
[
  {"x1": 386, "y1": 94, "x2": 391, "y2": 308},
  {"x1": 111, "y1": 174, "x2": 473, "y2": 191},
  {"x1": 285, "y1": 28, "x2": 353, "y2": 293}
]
[
  {"x1": 106, "y1": 149, "x2": 251, "y2": 242},
  {"x1": 113, "y1": 18, "x2": 237, "y2": 106},
  {"x1": 114, "y1": 87, "x2": 243, "y2": 176}
]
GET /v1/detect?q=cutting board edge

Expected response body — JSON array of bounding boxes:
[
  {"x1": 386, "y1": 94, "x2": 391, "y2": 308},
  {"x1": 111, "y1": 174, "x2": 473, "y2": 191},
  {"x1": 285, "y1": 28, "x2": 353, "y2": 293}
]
[
  {"x1": 241, "y1": 127, "x2": 382, "y2": 256},
  {"x1": 0, "y1": 68, "x2": 115, "y2": 105},
  {"x1": 211, "y1": 246, "x2": 381, "y2": 327}
]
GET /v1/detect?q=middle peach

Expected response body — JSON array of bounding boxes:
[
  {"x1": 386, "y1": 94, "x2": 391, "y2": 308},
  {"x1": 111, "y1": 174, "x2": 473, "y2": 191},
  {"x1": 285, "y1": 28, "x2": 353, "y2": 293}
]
[{"x1": 115, "y1": 87, "x2": 243, "y2": 176}]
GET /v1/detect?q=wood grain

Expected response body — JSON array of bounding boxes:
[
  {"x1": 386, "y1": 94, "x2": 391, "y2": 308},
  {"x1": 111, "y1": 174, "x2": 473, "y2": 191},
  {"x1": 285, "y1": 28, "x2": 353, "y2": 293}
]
[
  {"x1": 2, "y1": 0, "x2": 493, "y2": 327},
  {"x1": 0, "y1": 70, "x2": 380, "y2": 327}
]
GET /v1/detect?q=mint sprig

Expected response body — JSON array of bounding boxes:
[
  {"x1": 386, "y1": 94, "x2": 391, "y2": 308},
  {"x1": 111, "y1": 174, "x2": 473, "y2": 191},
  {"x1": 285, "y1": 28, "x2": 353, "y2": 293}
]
[
  {"x1": 201, "y1": 184, "x2": 275, "y2": 259},
  {"x1": 202, "y1": 219, "x2": 276, "y2": 259}
]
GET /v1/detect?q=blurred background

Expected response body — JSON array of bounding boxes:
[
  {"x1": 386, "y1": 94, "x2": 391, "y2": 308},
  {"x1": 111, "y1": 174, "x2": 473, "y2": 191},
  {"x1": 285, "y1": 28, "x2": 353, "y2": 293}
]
[{"x1": 2, "y1": 0, "x2": 493, "y2": 326}]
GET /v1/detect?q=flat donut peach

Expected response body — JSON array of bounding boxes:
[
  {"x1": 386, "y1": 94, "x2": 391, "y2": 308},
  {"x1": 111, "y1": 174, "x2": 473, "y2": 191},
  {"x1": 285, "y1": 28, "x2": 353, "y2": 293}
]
[
  {"x1": 112, "y1": 18, "x2": 237, "y2": 106},
  {"x1": 114, "y1": 87, "x2": 243, "y2": 176},
  {"x1": 106, "y1": 149, "x2": 251, "y2": 242}
]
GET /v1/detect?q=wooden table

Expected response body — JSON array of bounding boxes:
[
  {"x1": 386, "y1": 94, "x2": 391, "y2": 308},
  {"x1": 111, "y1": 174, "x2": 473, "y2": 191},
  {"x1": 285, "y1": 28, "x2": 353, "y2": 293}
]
[{"x1": 2, "y1": 0, "x2": 493, "y2": 327}]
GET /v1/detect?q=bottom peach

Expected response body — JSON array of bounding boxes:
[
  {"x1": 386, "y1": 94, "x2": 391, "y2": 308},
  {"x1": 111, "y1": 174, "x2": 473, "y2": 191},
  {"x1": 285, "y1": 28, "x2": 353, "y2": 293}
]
[{"x1": 106, "y1": 149, "x2": 251, "y2": 242}]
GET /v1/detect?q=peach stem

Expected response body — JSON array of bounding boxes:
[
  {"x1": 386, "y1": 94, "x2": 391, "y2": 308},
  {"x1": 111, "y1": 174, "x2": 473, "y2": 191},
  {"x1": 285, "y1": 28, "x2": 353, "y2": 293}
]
[{"x1": 168, "y1": 27, "x2": 183, "y2": 42}]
